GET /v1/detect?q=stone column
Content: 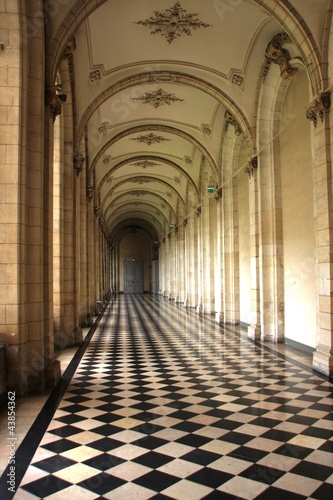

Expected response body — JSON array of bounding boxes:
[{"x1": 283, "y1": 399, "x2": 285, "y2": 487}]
[
  {"x1": 186, "y1": 194, "x2": 197, "y2": 308},
  {"x1": 219, "y1": 112, "x2": 243, "y2": 324},
  {"x1": 247, "y1": 157, "x2": 261, "y2": 340},
  {"x1": 308, "y1": 93, "x2": 333, "y2": 376},
  {"x1": 176, "y1": 222, "x2": 186, "y2": 303},
  {"x1": 164, "y1": 235, "x2": 170, "y2": 297},
  {"x1": 169, "y1": 231, "x2": 176, "y2": 300},
  {"x1": 201, "y1": 197, "x2": 212, "y2": 314},
  {"x1": 214, "y1": 188, "x2": 224, "y2": 324},
  {"x1": 196, "y1": 205, "x2": 203, "y2": 314},
  {"x1": 257, "y1": 145, "x2": 284, "y2": 342},
  {"x1": 222, "y1": 176, "x2": 240, "y2": 324},
  {"x1": 158, "y1": 240, "x2": 165, "y2": 295}
]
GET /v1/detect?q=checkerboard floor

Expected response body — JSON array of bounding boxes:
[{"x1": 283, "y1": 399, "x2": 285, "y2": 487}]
[{"x1": 10, "y1": 295, "x2": 333, "y2": 498}]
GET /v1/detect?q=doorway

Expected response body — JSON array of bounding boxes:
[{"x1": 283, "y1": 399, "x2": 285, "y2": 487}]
[{"x1": 124, "y1": 260, "x2": 144, "y2": 294}]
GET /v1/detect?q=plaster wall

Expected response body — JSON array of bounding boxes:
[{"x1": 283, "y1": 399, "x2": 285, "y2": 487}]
[{"x1": 280, "y1": 71, "x2": 316, "y2": 348}]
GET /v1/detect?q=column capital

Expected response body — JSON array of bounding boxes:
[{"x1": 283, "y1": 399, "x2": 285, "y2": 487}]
[
  {"x1": 306, "y1": 92, "x2": 331, "y2": 127},
  {"x1": 215, "y1": 187, "x2": 223, "y2": 201},
  {"x1": 87, "y1": 186, "x2": 94, "y2": 201},
  {"x1": 224, "y1": 110, "x2": 242, "y2": 136},
  {"x1": 74, "y1": 153, "x2": 85, "y2": 176},
  {"x1": 61, "y1": 37, "x2": 76, "y2": 59},
  {"x1": 245, "y1": 156, "x2": 258, "y2": 177},
  {"x1": 45, "y1": 87, "x2": 67, "y2": 122},
  {"x1": 265, "y1": 32, "x2": 297, "y2": 79}
]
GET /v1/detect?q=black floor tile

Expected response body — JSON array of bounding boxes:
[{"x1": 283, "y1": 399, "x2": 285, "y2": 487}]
[
  {"x1": 311, "y1": 482, "x2": 333, "y2": 499},
  {"x1": 21, "y1": 475, "x2": 71, "y2": 497},
  {"x1": 175, "y1": 433, "x2": 211, "y2": 448},
  {"x1": 134, "y1": 470, "x2": 179, "y2": 491},
  {"x1": 187, "y1": 467, "x2": 233, "y2": 488},
  {"x1": 302, "y1": 426, "x2": 332, "y2": 439},
  {"x1": 240, "y1": 463, "x2": 285, "y2": 484},
  {"x1": 78, "y1": 472, "x2": 126, "y2": 495},
  {"x1": 172, "y1": 421, "x2": 202, "y2": 432},
  {"x1": 318, "y1": 440, "x2": 333, "y2": 453},
  {"x1": 42, "y1": 438, "x2": 79, "y2": 454},
  {"x1": 132, "y1": 435, "x2": 169, "y2": 450},
  {"x1": 220, "y1": 431, "x2": 253, "y2": 445},
  {"x1": 256, "y1": 486, "x2": 307, "y2": 499},
  {"x1": 274, "y1": 443, "x2": 313, "y2": 460},
  {"x1": 291, "y1": 461, "x2": 333, "y2": 481},
  {"x1": 89, "y1": 437, "x2": 124, "y2": 452},
  {"x1": 49, "y1": 425, "x2": 83, "y2": 438},
  {"x1": 181, "y1": 449, "x2": 221, "y2": 466},
  {"x1": 133, "y1": 451, "x2": 173, "y2": 468},
  {"x1": 33, "y1": 455, "x2": 76, "y2": 473},
  {"x1": 228, "y1": 446, "x2": 267, "y2": 462},
  {"x1": 83, "y1": 453, "x2": 123, "y2": 471},
  {"x1": 261, "y1": 429, "x2": 296, "y2": 442}
]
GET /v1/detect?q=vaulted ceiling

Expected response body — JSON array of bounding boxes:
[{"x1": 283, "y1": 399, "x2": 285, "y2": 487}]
[{"x1": 47, "y1": 0, "x2": 330, "y2": 243}]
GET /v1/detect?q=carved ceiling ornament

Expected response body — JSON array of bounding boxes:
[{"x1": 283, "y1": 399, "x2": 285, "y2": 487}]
[
  {"x1": 306, "y1": 92, "x2": 331, "y2": 127},
  {"x1": 230, "y1": 72, "x2": 244, "y2": 87},
  {"x1": 134, "y1": 2, "x2": 211, "y2": 44},
  {"x1": 98, "y1": 122, "x2": 111, "y2": 134},
  {"x1": 132, "y1": 176, "x2": 154, "y2": 184},
  {"x1": 245, "y1": 156, "x2": 258, "y2": 177},
  {"x1": 132, "y1": 88, "x2": 183, "y2": 108},
  {"x1": 131, "y1": 160, "x2": 160, "y2": 168},
  {"x1": 201, "y1": 124, "x2": 212, "y2": 135},
  {"x1": 103, "y1": 155, "x2": 112, "y2": 164},
  {"x1": 89, "y1": 69, "x2": 102, "y2": 82},
  {"x1": 131, "y1": 132, "x2": 170, "y2": 145},
  {"x1": 224, "y1": 110, "x2": 242, "y2": 136},
  {"x1": 265, "y1": 32, "x2": 297, "y2": 79}
]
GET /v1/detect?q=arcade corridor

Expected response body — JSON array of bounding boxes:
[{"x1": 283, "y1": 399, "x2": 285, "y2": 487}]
[{"x1": 1, "y1": 295, "x2": 332, "y2": 499}]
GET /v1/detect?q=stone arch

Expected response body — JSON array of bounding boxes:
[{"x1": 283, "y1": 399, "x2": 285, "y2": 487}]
[{"x1": 90, "y1": 124, "x2": 218, "y2": 185}]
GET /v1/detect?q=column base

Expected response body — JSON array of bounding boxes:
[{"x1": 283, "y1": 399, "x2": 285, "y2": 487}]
[
  {"x1": 74, "y1": 327, "x2": 83, "y2": 345},
  {"x1": 313, "y1": 345, "x2": 333, "y2": 377},
  {"x1": 248, "y1": 324, "x2": 261, "y2": 341},
  {"x1": 215, "y1": 312, "x2": 223, "y2": 324},
  {"x1": 45, "y1": 359, "x2": 61, "y2": 387},
  {"x1": 196, "y1": 304, "x2": 203, "y2": 315}
]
